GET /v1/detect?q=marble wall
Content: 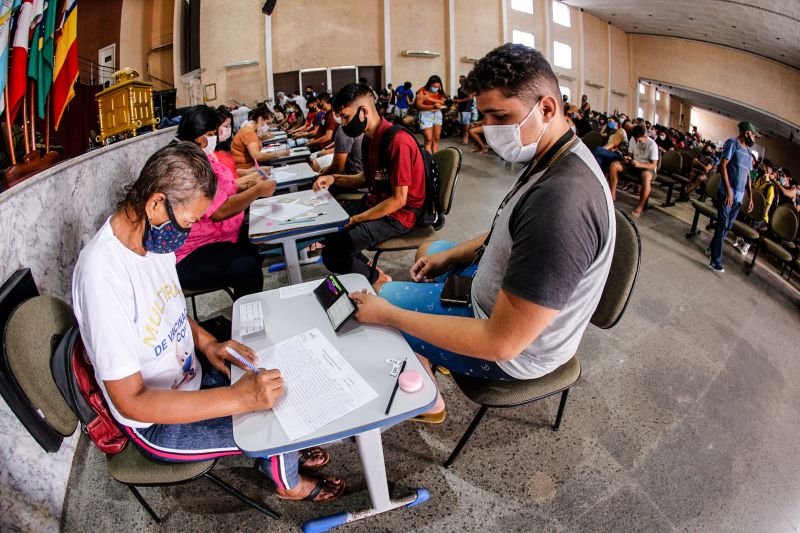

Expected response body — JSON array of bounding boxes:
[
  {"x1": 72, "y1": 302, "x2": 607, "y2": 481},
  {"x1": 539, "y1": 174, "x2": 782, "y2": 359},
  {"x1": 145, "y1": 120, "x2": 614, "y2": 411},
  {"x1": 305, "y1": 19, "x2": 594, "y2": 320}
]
[{"x1": 0, "y1": 127, "x2": 176, "y2": 532}]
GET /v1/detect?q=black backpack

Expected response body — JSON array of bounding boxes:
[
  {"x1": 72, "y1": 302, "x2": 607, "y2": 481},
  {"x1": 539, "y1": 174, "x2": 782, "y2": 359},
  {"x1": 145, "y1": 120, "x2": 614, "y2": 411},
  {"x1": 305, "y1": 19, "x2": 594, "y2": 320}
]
[{"x1": 378, "y1": 125, "x2": 445, "y2": 230}]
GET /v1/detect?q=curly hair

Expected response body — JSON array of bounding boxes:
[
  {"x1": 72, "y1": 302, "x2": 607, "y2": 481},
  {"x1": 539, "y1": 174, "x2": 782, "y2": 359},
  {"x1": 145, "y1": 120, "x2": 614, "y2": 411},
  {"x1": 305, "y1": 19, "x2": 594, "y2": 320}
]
[
  {"x1": 464, "y1": 43, "x2": 560, "y2": 105},
  {"x1": 118, "y1": 142, "x2": 217, "y2": 223}
]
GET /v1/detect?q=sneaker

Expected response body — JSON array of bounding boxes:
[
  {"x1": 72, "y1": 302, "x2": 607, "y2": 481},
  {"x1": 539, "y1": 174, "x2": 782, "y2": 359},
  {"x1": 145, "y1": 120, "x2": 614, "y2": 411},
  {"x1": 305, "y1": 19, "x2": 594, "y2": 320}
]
[
  {"x1": 739, "y1": 243, "x2": 750, "y2": 255},
  {"x1": 707, "y1": 263, "x2": 724, "y2": 273}
]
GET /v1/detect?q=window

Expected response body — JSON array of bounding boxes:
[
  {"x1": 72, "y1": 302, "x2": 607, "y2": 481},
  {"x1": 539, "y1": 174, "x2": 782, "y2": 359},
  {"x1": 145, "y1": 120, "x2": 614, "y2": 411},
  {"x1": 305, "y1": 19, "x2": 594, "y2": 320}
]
[
  {"x1": 511, "y1": 0, "x2": 534, "y2": 14},
  {"x1": 654, "y1": 113, "x2": 660, "y2": 125},
  {"x1": 553, "y1": 41, "x2": 572, "y2": 69},
  {"x1": 552, "y1": 1, "x2": 571, "y2": 27},
  {"x1": 560, "y1": 86, "x2": 571, "y2": 103},
  {"x1": 655, "y1": 91, "x2": 661, "y2": 102},
  {"x1": 639, "y1": 83, "x2": 646, "y2": 95},
  {"x1": 512, "y1": 30, "x2": 535, "y2": 49},
  {"x1": 637, "y1": 107, "x2": 645, "y2": 119}
]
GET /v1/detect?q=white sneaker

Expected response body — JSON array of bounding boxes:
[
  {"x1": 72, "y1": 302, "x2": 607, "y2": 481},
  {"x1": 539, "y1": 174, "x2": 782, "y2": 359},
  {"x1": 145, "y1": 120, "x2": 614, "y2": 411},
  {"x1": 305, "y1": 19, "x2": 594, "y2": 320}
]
[{"x1": 739, "y1": 243, "x2": 750, "y2": 255}]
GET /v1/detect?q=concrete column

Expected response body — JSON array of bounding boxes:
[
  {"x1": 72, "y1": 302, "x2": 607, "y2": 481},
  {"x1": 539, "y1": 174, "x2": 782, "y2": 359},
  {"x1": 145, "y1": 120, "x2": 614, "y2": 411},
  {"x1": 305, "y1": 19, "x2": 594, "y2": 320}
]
[{"x1": 383, "y1": 0, "x2": 392, "y2": 86}]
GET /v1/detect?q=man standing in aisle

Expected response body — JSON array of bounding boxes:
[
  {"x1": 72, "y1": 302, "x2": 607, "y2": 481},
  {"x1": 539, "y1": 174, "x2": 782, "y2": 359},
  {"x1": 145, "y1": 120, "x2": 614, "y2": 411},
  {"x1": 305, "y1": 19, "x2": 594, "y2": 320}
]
[{"x1": 708, "y1": 121, "x2": 757, "y2": 273}]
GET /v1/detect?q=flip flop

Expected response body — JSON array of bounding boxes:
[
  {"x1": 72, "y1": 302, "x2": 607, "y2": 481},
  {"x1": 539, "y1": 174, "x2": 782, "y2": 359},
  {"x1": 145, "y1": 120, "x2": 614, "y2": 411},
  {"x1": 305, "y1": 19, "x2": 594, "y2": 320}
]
[
  {"x1": 298, "y1": 447, "x2": 329, "y2": 469},
  {"x1": 283, "y1": 475, "x2": 345, "y2": 502},
  {"x1": 411, "y1": 409, "x2": 447, "y2": 424}
]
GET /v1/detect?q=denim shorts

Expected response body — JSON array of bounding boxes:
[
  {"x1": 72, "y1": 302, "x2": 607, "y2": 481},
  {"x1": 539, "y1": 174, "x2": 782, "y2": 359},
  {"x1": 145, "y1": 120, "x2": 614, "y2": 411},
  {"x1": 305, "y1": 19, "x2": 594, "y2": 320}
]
[
  {"x1": 379, "y1": 241, "x2": 515, "y2": 381},
  {"x1": 459, "y1": 111, "x2": 472, "y2": 125},
  {"x1": 419, "y1": 110, "x2": 443, "y2": 130}
]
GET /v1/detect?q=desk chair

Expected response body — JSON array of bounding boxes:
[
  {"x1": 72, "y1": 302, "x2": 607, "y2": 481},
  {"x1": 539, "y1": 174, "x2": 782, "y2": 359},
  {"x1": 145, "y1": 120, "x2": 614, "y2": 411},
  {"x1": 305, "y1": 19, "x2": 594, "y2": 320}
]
[
  {"x1": 4, "y1": 295, "x2": 279, "y2": 525},
  {"x1": 747, "y1": 204, "x2": 799, "y2": 277},
  {"x1": 731, "y1": 189, "x2": 766, "y2": 251},
  {"x1": 685, "y1": 173, "x2": 721, "y2": 238},
  {"x1": 444, "y1": 209, "x2": 641, "y2": 468},
  {"x1": 654, "y1": 150, "x2": 684, "y2": 207},
  {"x1": 184, "y1": 287, "x2": 235, "y2": 321},
  {"x1": 580, "y1": 131, "x2": 604, "y2": 151},
  {"x1": 367, "y1": 147, "x2": 462, "y2": 280}
]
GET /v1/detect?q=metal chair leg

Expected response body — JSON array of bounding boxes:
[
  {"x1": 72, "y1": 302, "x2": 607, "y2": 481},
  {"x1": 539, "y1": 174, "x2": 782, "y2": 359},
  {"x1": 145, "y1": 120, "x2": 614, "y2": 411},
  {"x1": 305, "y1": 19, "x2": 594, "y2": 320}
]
[
  {"x1": 368, "y1": 250, "x2": 384, "y2": 283},
  {"x1": 127, "y1": 485, "x2": 161, "y2": 524},
  {"x1": 686, "y1": 209, "x2": 701, "y2": 238},
  {"x1": 552, "y1": 389, "x2": 570, "y2": 431},
  {"x1": 444, "y1": 405, "x2": 489, "y2": 469},
  {"x1": 203, "y1": 471, "x2": 280, "y2": 519},
  {"x1": 747, "y1": 242, "x2": 761, "y2": 276},
  {"x1": 189, "y1": 295, "x2": 199, "y2": 321}
]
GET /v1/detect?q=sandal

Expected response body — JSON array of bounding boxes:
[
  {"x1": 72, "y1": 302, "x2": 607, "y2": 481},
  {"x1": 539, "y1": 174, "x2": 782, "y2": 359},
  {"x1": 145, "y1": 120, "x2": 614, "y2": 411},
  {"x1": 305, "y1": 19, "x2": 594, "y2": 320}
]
[
  {"x1": 275, "y1": 475, "x2": 345, "y2": 502},
  {"x1": 411, "y1": 409, "x2": 447, "y2": 424},
  {"x1": 298, "y1": 447, "x2": 329, "y2": 469},
  {"x1": 631, "y1": 209, "x2": 643, "y2": 218}
]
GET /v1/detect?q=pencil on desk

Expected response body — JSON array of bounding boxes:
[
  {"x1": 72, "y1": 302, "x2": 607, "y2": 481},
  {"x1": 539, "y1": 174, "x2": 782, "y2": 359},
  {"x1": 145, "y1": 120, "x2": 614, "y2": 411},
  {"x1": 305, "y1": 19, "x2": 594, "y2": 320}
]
[{"x1": 385, "y1": 358, "x2": 407, "y2": 415}]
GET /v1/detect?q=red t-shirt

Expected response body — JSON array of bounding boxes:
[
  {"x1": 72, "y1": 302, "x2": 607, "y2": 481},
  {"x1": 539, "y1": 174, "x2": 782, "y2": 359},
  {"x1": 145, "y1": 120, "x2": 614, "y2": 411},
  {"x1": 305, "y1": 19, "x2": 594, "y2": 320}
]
[
  {"x1": 363, "y1": 118, "x2": 425, "y2": 228},
  {"x1": 314, "y1": 110, "x2": 338, "y2": 142}
]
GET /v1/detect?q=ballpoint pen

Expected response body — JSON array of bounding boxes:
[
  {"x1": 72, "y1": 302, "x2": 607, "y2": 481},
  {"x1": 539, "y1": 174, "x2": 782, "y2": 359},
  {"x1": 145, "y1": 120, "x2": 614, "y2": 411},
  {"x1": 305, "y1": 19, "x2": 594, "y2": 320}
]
[
  {"x1": 226, "y1": 346, "x2": 260, "y2": 374},
  {"x1": 384, "y1": 358, "x2": 407, "y2": 415}
]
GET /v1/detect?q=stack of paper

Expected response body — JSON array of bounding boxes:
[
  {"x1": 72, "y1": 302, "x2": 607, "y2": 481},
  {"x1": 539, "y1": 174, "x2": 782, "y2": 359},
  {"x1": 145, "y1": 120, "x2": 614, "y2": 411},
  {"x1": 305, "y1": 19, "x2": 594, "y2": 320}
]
[
  {"x1": 250, "y1": 201, "x2": 314, "y2": 221},
  {"x1": 239, "y1": 301, "x2": 264, "y2": 338},
  {"x1": 271, "y1": 167, "x2": 301, "y2": 183},
  {"x1": 257, "y1": 329, "x2": 378, "y2": 440}
]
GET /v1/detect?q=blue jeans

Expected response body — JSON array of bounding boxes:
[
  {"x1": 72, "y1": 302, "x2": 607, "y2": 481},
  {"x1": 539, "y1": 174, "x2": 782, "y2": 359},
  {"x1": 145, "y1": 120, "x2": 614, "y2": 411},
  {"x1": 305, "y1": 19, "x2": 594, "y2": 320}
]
[
  {"x1": 709, "y1": 192, "x2": 741, "y2": 269},
  {"x1": 592, "y1": 146, "x2": 622, "y2": 170},
  {"x1": 379, "y1": 241, "x2": 515, "y2": 381}
]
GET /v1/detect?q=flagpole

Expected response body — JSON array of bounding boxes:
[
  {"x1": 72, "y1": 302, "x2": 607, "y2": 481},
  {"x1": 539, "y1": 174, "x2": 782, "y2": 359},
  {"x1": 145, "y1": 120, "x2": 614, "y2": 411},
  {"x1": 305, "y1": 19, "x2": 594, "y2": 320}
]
[
  {"x1": 29, "y1": 79, "x2": 36, "y2": 150},
  {"x1": 44, "y1": 93, "x2": 50, "y2": 152},
  {"x1": 4, "y1": 85, "x2": 16, "y2": 166},
  {"x1": 21, "y1": 91, "x2": 29, "y2": 154}
]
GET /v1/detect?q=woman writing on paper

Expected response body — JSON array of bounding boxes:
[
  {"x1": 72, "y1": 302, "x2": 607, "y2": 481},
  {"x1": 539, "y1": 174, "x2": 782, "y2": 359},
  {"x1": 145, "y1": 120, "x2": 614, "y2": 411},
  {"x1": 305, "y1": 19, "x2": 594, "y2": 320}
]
[
  {"x1": 231, "y1": 103, "x2": 290, "y2": 173},
  {"x1": 72, "y1": 143, "x2": 345, "y2": 502},
  {"x1": 172, "y1": 105, "x2": 273, "y2": 300}
]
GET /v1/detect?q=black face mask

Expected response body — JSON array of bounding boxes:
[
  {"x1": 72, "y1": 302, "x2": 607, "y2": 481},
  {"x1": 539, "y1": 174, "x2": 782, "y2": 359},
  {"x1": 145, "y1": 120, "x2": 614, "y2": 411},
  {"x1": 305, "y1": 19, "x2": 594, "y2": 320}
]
[
  {"x1": 744, "y1": 135, "x2": 755, "y2": 147},
  {"x1": 342, "y1": 106, "x2": 367, "y2": 138}
]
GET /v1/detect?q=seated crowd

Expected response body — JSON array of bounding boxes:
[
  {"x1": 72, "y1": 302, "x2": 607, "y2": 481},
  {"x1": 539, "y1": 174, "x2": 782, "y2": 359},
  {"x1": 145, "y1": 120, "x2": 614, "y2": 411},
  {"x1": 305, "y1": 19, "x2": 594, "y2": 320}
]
[{"x1": 67, "y1": 42, "x2": 793, "y2": 509}]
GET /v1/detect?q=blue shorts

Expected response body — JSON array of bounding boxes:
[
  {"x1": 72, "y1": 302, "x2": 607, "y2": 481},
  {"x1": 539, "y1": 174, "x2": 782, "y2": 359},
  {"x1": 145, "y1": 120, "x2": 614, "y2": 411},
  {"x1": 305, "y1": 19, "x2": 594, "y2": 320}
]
[
  {"x1": 459, "y1": 111, "x2": 472, "y2": 125},
  {"x1": 419, "y1": 110, "x2": 443, "y2": 130},
  {"x1": 380, "y1": 241, "x2": 514, "y2": 380}
]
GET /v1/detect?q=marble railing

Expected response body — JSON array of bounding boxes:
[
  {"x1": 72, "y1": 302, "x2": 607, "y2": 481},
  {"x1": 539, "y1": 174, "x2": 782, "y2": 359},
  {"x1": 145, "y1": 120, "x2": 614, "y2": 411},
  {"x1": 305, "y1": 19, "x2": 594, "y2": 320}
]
[{"x1": 0, "y1": 127, "x2": 177, "y2": 531}]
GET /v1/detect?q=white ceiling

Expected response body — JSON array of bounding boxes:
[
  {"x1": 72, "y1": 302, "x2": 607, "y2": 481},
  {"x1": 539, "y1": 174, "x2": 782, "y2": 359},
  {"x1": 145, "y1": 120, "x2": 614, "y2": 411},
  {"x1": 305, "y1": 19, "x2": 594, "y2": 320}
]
[
  {"x1": 563, "y1": 0, "x2": 800, "y2": 70},
  {"x1": 642, "y1": 79, "x2": 800, "y2": 145}
]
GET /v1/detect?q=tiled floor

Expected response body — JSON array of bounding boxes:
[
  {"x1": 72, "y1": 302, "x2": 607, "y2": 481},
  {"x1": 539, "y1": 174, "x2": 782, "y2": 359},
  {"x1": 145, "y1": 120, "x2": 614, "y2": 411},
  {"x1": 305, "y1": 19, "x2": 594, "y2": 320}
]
[{"x1": 61, "y1": 138, "x2": 800, "y2": 532}]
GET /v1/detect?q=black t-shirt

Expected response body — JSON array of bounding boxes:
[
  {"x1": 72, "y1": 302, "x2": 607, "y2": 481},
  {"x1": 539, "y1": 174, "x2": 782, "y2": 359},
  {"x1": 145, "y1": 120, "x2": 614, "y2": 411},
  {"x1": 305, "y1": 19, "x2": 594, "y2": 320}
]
[
  {"x1": 457, "y1": 88, "x2": 473, "y2": 112},
  {"x1": 574, "y1": 117, "x2": 593, "y2": 137}
]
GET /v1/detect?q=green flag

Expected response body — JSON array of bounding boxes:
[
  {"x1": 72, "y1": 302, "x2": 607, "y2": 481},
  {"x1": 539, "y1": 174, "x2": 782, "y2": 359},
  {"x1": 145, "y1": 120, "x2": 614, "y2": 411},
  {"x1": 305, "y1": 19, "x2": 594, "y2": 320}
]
[{"x1": 37, "y1": 0, "x2": 55, "y2": 118}]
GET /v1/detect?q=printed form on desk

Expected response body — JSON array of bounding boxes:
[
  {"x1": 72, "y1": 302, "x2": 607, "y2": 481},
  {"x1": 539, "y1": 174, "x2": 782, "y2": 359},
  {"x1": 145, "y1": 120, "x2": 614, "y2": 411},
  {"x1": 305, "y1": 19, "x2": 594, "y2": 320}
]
[{"x1": 257, "y1": 328, "x2": 378, "y2": 441}]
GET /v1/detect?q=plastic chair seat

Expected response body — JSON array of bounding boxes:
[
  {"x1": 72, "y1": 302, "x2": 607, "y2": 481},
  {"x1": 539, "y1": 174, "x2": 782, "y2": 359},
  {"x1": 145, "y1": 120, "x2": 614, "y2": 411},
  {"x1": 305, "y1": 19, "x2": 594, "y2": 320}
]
[
  {"x1": 761, "y1": 238, "x2": 792, "y2": 262},
  {"x1": 691, "y1": 200, "x2": 717, "y2": 219},
  {"x1": 106, "y1": 444, "x2": 215, "y2": 485},
  {"x1": 372, "y1": 226, "x2": 437, "y2": 251},
  {"x1": 451, "y1": 357, "x2": 580, "y2": 407},
  {"x1": 733, "y1": 222, "x2": 759, "y2": 241}
]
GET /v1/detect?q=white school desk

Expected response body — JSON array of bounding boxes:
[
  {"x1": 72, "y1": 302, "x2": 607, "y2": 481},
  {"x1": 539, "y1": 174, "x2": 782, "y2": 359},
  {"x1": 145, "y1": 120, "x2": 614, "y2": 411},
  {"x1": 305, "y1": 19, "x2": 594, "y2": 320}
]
[
  {"x1": 270, "y1": 161, "x2": 317, "y2": 192},
  {"x1": 231, "y1": 273, "x2": 436, "y2": 532},
  {"x1": 249, "y1": 189, "x2": 349, "y2": 284}
]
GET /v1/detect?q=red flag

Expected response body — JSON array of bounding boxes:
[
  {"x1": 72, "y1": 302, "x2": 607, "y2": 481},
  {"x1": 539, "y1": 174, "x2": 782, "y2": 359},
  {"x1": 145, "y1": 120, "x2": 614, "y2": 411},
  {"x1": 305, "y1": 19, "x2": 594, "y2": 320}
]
[{"x1": 7, "y1": 0, "x2": 33, "y2": 123}]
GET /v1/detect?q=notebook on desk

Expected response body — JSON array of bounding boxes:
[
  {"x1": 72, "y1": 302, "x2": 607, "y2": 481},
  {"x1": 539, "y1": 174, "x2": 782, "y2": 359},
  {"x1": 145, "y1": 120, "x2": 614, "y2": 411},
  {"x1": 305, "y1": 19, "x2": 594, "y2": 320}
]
[{"x1": 249, "y1": 190, "x2": 344, "y2": 239}]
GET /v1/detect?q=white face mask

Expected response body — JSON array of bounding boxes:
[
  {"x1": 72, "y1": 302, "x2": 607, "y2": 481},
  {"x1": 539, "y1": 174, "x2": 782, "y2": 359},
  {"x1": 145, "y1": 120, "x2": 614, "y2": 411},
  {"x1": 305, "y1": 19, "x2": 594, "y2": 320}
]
[
  {"x1": 334, "y1": 114, "x2": 342, "y2": 124},
  {"x1": 257, "y1": 123, "x2": 268, "y2": 136},
  {"x1": 218, "y1": 125, "x2": 232, "y2": 143},
  {"x1": 202, "y1": 135, "x2": 217, "y2": 155},
  {"x1": 482, "y1": 101, "x2": 548, "y2": 163}
]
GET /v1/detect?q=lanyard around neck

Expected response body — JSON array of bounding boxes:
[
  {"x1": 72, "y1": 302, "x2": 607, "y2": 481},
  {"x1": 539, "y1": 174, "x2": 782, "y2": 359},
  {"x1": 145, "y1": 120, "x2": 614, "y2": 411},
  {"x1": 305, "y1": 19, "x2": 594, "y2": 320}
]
[{"x1": 475, "y1": 130, "x2": 579, "y2": 262}]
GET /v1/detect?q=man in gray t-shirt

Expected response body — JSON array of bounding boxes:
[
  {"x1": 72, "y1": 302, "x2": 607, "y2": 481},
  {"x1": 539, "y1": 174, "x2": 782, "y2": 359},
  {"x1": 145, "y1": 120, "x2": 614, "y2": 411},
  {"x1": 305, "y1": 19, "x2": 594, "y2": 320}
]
[{"x1": 348, "y1": 44, "x2": 615, "y2": 419}]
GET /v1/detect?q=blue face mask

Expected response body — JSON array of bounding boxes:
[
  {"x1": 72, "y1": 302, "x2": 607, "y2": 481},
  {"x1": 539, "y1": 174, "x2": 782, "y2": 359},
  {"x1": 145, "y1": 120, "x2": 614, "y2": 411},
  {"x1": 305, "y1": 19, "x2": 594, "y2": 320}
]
[
  {"x1": 143, "y1": 198, "x2": 190, "y2": 254},
  {"x1": 429, "y1": 87, "x2": 440, "y2": 93},
  {"x1": 607, "y1": 120, "x2": 617, "y2": 130}
]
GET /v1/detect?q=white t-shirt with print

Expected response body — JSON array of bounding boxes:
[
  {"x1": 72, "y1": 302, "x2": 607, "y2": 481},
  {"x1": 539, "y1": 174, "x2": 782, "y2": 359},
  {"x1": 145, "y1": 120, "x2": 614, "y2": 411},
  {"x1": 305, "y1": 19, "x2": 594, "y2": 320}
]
[{"x1": 72, "y1": 218, "x2": 201, "y2": 428}]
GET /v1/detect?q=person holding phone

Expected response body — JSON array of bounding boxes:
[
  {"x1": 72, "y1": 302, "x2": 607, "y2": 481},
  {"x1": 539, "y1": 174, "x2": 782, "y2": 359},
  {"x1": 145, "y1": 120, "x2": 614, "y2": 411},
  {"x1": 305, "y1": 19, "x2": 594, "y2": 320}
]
[{"x1": 349, "y1": 44, "x2": 615, "y2": 423}]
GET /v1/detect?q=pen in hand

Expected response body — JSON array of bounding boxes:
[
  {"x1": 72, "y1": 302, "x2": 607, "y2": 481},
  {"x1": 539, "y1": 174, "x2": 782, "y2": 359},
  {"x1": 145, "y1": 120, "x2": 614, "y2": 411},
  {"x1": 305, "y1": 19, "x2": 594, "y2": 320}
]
[{"x1": 226, "y1": 346, "x2": 260, "y2": 374}]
